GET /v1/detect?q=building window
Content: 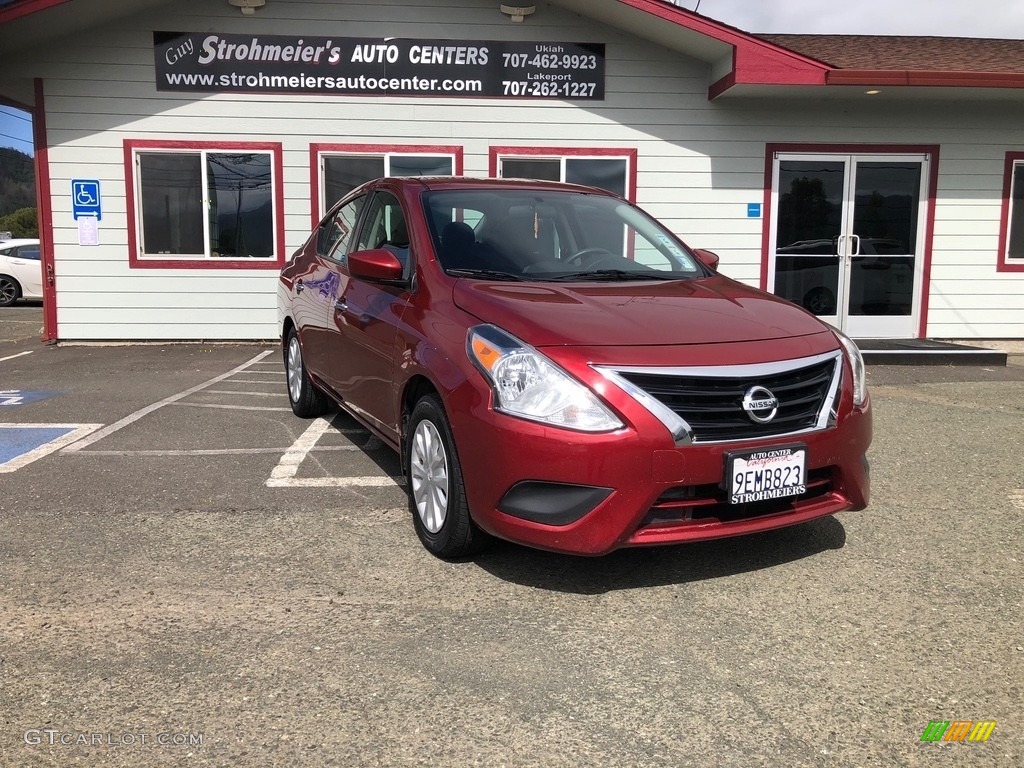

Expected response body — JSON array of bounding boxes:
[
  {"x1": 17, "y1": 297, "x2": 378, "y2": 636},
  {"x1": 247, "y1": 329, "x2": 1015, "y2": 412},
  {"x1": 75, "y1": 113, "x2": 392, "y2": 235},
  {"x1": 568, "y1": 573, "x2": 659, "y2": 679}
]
[
  {"x1": 126, "y1": 140, "x2": 284, "y2": 269},
  {"x1": 312, "y1": 144, "x2": 463, "y2": 222},
  {"x1": 490, "y1": 147, "x2": 637, "y2": 200},
  {"x1": 999, "y1": 152, "x2": 1024, "y2": 272}
]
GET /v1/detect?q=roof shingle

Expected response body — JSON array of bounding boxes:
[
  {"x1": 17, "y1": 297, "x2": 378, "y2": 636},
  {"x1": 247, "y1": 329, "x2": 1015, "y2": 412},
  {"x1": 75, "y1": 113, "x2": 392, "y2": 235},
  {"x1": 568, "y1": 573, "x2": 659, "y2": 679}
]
[{"x1": 757, "y1": 34, "x2": 1024, "y2": 74}]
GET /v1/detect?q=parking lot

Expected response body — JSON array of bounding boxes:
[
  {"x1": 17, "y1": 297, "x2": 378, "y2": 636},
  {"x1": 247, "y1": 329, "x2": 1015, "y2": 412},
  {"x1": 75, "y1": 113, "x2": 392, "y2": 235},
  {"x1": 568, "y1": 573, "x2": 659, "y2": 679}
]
[{"x1": 1, "y1": 303, "x2": 1022, "y2": 767}]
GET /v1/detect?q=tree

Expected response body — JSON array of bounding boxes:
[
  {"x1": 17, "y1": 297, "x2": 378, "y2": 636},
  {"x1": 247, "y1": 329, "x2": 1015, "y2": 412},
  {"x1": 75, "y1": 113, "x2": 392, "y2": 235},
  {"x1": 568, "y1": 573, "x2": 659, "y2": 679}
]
[
  {"x1": 0, "y1": 147, "x2": 36, "y2": 217},
  {"x1": 0, "y1": 207, "x2": 38, "y2": 238}
]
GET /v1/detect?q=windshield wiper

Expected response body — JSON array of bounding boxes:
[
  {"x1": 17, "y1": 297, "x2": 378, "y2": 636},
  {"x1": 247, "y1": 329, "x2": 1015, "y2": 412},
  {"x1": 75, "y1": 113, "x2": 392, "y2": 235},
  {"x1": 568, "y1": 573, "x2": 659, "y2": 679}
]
[
  {"x1": 544, "y1": 269, "x2": 681, "y2": 282},
  {"x1": 446, "y1": 268, "x2": 526, "y2": 281}
]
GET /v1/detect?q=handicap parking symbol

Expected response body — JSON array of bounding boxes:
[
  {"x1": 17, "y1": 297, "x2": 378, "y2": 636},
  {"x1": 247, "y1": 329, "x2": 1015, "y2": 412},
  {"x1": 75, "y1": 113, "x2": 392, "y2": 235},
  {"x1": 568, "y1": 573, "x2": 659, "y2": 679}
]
[{"x1": 72, "y1": 179, "x2": 102, "y2": 220}]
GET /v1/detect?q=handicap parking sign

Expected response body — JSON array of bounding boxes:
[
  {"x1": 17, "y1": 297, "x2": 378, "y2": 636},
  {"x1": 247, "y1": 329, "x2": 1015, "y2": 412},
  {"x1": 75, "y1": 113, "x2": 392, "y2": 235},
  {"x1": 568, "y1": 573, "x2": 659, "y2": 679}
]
[{"x1": 72, "y1": 179, "x2": 102, "y2": 220}]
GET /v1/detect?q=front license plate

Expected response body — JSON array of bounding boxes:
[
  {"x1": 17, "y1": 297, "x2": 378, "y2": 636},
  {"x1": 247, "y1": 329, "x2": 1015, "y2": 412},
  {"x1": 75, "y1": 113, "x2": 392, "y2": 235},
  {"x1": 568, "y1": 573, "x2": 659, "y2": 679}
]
[{"x1": 726, "y1": 446, "x2": 807, "y2": 505}]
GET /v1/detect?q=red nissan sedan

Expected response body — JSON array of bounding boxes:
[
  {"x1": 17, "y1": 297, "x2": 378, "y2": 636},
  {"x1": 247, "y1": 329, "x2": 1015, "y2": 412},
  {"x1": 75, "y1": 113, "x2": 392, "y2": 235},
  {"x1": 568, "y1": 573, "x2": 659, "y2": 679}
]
[{"x1": 278, "y1": 177, "x2": 871, "y2": 558}]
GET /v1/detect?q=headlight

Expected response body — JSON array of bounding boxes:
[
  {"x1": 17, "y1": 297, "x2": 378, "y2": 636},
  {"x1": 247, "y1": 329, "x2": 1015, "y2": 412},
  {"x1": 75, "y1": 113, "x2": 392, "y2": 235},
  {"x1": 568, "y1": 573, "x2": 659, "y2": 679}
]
[
  {"x1": 833, "y1": 328, "x2": 867, "y2": 407},
  {"x1": 467, "y1": 325, "x2": 623, "y2": 432}
]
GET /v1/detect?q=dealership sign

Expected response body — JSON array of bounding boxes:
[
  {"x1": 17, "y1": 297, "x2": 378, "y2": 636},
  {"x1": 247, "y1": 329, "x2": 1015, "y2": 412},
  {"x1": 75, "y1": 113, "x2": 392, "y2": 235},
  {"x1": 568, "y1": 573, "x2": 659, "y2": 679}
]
[{"x1": 154, "y1": 32, "x2": 605, "y2": 100}]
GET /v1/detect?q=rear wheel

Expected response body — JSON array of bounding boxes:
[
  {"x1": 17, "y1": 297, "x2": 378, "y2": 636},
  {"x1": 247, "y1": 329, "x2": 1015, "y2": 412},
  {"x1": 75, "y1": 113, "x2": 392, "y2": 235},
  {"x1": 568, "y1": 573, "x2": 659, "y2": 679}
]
[
  {"x1": 0, "y1": 276, "x2": 21, "y2": 307},
  {"x1": 406, "y1": 395, "x2": 490, "y2": 559},
  {"x1": 284, "y1": 328, "x2": 329, "y2": 418}
]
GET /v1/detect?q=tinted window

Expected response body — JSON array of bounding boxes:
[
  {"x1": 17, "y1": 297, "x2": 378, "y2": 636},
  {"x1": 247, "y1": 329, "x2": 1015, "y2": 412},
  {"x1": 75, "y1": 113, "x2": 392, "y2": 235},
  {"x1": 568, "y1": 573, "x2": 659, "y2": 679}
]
[
  {"x1": 139, "y1": 153, "x2": 204, "y2": 255},
  {"x1": 423, "y1": 188, "x2": 703, "y2": 280},
  {"x1": 357, "y1": 192, "x2": 411, "y2": 274},
  {"x1": 320, "y1": 196, "x2": 366, "y2": 264}
]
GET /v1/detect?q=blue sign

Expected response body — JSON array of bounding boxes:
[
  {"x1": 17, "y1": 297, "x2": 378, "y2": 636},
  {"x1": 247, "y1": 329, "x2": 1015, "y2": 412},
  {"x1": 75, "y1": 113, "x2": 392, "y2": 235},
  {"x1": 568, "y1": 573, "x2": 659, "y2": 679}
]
[
  {"x1": 72, "y1": 179, "x2": 102, "y2": 220},
  {"x1": 747, "y1": 203, "x2": 762, "y2": 218}
]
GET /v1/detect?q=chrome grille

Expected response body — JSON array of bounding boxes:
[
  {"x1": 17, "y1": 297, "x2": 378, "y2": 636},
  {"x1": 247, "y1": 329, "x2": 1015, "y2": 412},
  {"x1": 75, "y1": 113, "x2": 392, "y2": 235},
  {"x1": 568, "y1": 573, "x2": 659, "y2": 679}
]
[{"x1": 598, "y1": 351, "x2": 842, "y2": 444}]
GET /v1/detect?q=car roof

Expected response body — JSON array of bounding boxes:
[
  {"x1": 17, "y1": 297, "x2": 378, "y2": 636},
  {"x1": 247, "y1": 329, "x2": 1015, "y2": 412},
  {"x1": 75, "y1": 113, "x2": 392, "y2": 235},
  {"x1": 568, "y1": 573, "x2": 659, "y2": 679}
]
[{"x1": 0, "y1": 238, "x2": 40, "y2": 247}]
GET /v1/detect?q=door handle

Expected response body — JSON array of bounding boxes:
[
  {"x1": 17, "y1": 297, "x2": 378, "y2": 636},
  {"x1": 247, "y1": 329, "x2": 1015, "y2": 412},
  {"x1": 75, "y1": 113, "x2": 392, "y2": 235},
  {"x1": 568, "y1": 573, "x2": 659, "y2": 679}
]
[
  {"x1": 334, "y1": 299, "x2": 348, "y2": 312},
  {"x1": 295, "y1": 280, "x2": 304, "y2": 293},
  {"x1": 849, "y1": 234, "x2": 861, "y2": 256}
]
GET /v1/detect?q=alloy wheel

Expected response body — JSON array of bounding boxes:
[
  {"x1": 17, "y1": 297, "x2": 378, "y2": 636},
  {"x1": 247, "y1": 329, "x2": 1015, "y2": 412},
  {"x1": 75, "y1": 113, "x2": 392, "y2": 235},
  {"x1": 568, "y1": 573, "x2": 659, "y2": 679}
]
[
  {"x1": 410, "y1": 420, "x2": 449, "y2": 533},
  {"x1": 286, "y1": 335, "x2": 303, "y2": 404}
]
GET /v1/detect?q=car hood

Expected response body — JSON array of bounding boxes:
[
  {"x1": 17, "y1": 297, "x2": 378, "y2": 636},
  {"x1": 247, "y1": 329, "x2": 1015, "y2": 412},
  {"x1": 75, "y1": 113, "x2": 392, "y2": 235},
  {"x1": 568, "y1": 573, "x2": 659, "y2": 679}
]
[{"x1": 452, "y1": 276, "x2": 828, "y2": 347}]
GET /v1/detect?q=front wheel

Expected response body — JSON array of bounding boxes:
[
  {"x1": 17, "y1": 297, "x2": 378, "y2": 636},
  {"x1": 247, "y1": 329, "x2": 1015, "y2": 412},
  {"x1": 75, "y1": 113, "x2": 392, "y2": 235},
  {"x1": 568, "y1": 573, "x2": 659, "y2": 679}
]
[
  {"x1": 406, "y1": 395, "x2": 490, "y2": 559},
  {"x1": 0, "y1": 275, "x2": 21, "y2": 307},
  {"x1": 284, "y1": 328, "x2": 329, "y2": 418}
]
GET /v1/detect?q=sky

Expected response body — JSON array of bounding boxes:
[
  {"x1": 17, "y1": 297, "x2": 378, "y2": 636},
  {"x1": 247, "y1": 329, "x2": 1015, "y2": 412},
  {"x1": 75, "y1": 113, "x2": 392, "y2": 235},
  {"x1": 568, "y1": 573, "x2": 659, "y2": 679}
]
[
  {"x1": 3, "y1": 0, "x2": 1024, "y2": 155},
  {"x1": 676, "y1": 0, "x2": 1024, "y2": 37}
]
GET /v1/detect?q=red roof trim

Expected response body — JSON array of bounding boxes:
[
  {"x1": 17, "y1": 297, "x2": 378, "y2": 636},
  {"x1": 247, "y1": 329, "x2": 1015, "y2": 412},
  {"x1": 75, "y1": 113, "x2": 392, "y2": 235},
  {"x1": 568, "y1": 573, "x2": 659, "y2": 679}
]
[
  {"x1": 613, "y1": 0, "x2": 829, "y2": 96},
  {"x1": 0, "y1": 0, "x2": 70, "y2": 23},
  {"x1": 827, "y1": 69, "x2": 1024, "y2": 89}
]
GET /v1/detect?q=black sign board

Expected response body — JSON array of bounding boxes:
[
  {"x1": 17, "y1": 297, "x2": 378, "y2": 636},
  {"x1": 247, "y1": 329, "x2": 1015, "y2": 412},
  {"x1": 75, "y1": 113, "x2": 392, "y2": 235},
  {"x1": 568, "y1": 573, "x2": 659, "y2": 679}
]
[{"x1": 154, "y1": 32, "x2": 605, "y2": 100}]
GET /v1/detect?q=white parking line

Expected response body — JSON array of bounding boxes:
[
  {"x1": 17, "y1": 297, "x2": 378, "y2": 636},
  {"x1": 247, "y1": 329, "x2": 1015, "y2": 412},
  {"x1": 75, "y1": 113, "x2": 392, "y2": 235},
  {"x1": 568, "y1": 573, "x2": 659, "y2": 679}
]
[
  {"x1": 62, "y1": 350, "x2": 274, "y2": 453},
  {"x1": 273, "y1": 476, "x2": 404, "y2": 487},
  {"x1": 205, "y1": 390, "x2": 286, "y2": 397},
  {"x1": 173, "y1": 403, "x2": 293, "y2": 412},
  {"x1": 77, "y1": 446, "x2": 363, "y2": 457},
  {"x1": 265, "y1": 416, "x2": 402, "y2": 488},
  {"x1": 1011, "y1": 490, "x2": 1024, "y2": 511},
  {"x1": 0, "y1": 350, "x2": 33, "y2": 363}
]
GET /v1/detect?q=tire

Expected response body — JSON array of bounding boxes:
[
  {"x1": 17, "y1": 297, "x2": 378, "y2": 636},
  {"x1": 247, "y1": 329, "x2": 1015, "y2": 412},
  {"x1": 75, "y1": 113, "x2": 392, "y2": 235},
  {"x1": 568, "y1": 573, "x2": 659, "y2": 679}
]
[
  {"x1": 284, "y1": 327, "x2": 329, "y2": 418},
  {"x1": 406, "y1": 395, "x2": 490, "y2": 559},
  {"x1": 0, "y1": 275, "x2": 21, "y2": 307}
]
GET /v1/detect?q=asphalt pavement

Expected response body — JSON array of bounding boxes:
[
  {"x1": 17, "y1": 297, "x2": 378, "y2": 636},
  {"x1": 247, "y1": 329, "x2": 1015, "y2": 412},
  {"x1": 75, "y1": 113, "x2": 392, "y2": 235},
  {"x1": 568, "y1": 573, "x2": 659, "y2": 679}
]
[{"x1": 1, "y1": 303, "x2": 1022, "y2": 767}]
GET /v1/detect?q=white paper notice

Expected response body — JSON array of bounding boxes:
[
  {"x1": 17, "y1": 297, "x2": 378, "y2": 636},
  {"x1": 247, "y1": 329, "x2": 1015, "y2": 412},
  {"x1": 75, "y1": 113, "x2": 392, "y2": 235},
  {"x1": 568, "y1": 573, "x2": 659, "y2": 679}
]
[{"x1": 78, "y1": 215, "x2": 99, "y2": 246}]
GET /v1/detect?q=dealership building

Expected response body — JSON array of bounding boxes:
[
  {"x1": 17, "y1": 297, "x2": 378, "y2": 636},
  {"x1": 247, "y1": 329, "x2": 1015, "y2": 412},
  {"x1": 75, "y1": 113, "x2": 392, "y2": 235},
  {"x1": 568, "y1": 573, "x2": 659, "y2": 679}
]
[{"x1": 1, "y1": 0, "x2": 1023, "y2": 342}]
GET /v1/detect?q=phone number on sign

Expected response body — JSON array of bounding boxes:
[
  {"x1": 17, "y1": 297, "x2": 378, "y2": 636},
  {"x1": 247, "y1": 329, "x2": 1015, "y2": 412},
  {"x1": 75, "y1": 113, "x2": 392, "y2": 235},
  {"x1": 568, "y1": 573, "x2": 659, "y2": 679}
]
[
  {"x1": 503, "y1": 52, "x2": 600, "y2": 70},
  {"x1": 502, "y1": 80, "x2": 598, "y2": 97}
]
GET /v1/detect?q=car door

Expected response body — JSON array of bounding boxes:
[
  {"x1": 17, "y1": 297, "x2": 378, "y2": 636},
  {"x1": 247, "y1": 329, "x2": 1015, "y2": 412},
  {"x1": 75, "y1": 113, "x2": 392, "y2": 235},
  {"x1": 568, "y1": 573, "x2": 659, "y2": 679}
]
[
  {"x1": 10, "y1": 244, "x2": 43, "y2": 297},
  {"x1": 325, "y1": 190, "x2": 413, "y2": 441},
  {"x1": 284, "y1": 195, "x2": 366, "y2": 384}
]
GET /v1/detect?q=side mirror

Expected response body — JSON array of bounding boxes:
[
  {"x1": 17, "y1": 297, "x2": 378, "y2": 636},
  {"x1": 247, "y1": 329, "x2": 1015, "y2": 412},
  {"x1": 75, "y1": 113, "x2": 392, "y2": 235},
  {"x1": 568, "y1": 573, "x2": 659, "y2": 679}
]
[
  {"x1": 348, "y1": 248, "x2": 405, "y2": 281},
  {"x1": 693, "y1": 248, "x2": 720, "y2": 271}
]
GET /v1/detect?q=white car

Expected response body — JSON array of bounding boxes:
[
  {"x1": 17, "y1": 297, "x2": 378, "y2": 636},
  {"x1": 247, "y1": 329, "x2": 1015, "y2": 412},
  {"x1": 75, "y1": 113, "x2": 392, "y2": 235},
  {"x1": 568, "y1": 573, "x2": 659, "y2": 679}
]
[{"x1": 0, "y1": 238, "x2": 43, "y2": 306}]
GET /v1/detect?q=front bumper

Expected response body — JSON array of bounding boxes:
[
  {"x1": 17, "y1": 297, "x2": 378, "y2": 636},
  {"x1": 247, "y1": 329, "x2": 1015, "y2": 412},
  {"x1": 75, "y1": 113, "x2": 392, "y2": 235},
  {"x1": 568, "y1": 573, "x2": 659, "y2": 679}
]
[{"x1": 447, "y1": 377, "x2": 872, "y2": 557}]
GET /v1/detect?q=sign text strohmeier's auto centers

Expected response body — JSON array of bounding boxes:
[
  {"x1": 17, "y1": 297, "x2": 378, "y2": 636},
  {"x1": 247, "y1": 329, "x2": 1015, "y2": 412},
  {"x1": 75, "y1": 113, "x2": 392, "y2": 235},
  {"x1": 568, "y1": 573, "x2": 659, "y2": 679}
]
[{"x1": 154, "y1": 32, "x2": 605, "y2": 99}]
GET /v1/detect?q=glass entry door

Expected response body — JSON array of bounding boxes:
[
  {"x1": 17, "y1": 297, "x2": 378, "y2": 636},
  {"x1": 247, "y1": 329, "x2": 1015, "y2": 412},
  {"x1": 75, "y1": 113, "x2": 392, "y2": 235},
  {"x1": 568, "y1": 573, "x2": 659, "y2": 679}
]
[{"x1": 768, "y1": 154, "x2": 929, "y2": 338}]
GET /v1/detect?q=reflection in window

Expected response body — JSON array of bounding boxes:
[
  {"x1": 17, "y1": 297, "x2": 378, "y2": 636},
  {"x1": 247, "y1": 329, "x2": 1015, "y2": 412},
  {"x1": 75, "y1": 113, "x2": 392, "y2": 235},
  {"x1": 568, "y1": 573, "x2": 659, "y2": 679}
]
[
  {"x1": 1008, "y1": 162, "x2": 1024, "y2": 261},
  {"x1": 501, "y1": 159, "x2": 560, "y2": 181},
  {"x1": 852, "y1": 162, "x2": 920, "y2": 255},
  {"x1": 139, "y1": 153, "x2": 204, "y2": 255},
  {"x1": 207, "y1": 153, "x2": 273, "y2": 257},
  {"x1": 321, "y1": 196, "x2": 366, "y2": 264},
  {"x1": 322, "y1": 153, "x2": 455, "y2": 212},
  {"x1": 138, "y1": 150, "x2": 275, "y2": 259},
  {"x1": 498, "y1": 155, "x2": 629, "y2": 198},
  {"x1": 776, "y1": 161, "x2": 844, "y2": 252},
  {"x1": 566, "y1": 159, "x2": 627, "y2": 197}
]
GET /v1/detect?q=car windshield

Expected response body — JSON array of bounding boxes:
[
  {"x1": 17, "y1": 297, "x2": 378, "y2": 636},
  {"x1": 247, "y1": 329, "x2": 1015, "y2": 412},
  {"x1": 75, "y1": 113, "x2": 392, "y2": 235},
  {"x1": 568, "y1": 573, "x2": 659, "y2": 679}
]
[{"x1": 423, "y1": 188, "x2": 708, "y2": 281}]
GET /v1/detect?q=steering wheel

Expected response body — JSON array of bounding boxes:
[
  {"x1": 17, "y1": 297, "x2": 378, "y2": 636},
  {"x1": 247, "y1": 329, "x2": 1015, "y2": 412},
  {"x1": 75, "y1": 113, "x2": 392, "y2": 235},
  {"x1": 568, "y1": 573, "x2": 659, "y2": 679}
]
[{"x1": 565, "y1": 247, "x2": 618, "y2": 269}]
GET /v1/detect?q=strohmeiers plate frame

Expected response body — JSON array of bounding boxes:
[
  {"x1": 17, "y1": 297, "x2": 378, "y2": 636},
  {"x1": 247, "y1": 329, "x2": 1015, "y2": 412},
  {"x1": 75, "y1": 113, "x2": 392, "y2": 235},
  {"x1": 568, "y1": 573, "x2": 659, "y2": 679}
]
[{"x1": 725, "y1": 444, "x2": 807, "y2": 505}]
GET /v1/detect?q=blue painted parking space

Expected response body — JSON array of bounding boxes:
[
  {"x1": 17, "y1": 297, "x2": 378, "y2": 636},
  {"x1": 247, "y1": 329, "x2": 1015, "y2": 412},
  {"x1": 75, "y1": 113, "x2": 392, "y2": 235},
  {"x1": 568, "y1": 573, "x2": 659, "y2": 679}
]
[
  {"x1": 0, "y1": 389, "x2": 60, "y2": 406},
  {"x1": 0, "y1": 423, "x2": 103, "y2": 473}
]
